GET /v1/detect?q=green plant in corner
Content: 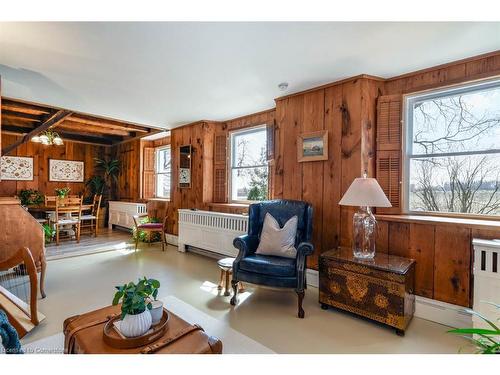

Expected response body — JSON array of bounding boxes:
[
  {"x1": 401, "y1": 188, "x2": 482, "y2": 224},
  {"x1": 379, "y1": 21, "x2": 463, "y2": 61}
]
[
  {"x1": 17, "y1": 189, "x2": 44, "y2": 206},
  {"x1": 86, "y1": 175, "x2": 106, "y2": 195},
  {"x1": 447, "y1": 301, "x2": 499, "y2": 354},
  {"x1": 112, "y1": 277, "x2": 160, "y2": 319},
  {"x1": 93, "y1": 157, "x2": 120, "y2": 201}
]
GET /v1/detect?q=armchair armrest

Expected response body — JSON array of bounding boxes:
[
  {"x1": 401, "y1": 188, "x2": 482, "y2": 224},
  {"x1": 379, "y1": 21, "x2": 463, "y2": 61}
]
[
  {"x1": 233, "y1": 234, "x2": 259, "y2": 259},
  {"x1": 296, "y1": 242, "x2": 314, "y2": 291},
  {"x1": 297, "y1": 242, "x2": 314, "y2": 257}
]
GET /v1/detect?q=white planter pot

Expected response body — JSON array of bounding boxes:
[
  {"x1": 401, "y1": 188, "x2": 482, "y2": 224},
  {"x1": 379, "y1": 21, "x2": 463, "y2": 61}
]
[
  {"x1": 120, "y1": 310, "x2": 152, "y2": 338},
  {"x1": 150, "y1": 300, "x2": 163, "y2": 325}
]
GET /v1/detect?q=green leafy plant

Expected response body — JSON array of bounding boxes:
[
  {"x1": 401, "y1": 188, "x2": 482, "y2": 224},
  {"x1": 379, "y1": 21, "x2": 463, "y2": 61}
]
[
  {"x1": 42, "y1": 224, "x2": 55, "y2": 244},
  {"x1": 448, "y1": 301, "x2": 499, "y2": 354},
  {"x1": 85, "y1": 175, "x2": 106, "y2": 196},
  {"x1": 54, "y1": 187, "x2": 71, "y2": 198},
  {"x1": 94, "y1": 157, "x2": 120, "y2": 201},
  {"x1": 132, "y1": 217, "x2": 161, "y2": 243},
  {"x1": 112, "y1": 277, "x2": 161, "y2": 319},
  {"x1": 17, "y1": 189, "x2": 44, "y2": 206}
]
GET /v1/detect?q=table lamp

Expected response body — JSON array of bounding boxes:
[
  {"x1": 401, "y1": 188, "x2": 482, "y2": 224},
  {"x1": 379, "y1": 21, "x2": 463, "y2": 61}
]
[{"x1": 339, "y1": 173, "x2": 392, "y2": 259}]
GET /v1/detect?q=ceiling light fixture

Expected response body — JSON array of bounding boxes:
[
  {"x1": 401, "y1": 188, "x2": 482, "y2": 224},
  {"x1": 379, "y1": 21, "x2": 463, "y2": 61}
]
[
  {"x1": 278, "y1": 82, "x2": 289, "y2": 91},
  {"x1": 31, "y1": 130, "x2": 64, "y2": 146}
]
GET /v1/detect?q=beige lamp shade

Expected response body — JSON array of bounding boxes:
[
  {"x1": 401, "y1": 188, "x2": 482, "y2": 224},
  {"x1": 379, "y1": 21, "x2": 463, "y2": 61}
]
[{"x1": 339, "y1": 177, "x2": 392, "y2": 208}]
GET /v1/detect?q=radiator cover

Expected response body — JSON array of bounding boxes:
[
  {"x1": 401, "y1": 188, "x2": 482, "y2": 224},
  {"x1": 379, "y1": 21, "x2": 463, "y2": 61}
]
[{"x1": 178, "y1": 209, "x2": 248, "y2": 257}]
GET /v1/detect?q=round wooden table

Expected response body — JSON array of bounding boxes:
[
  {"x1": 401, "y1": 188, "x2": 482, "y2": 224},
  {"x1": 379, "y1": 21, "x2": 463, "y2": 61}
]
[{"x1": 217, "y1": 258, "x2": 244, "y2": 296}]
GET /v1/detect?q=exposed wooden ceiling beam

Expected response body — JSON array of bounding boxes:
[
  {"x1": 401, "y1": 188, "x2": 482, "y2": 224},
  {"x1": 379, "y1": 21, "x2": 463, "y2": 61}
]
[
  {"x1": 1, "y1": 99, "x2": 51, "y2": 115},
  {"x1": 57, "y1": 121, "x2": 131, "y2": 137},
  {"x1": 1, "y1": 125, "x2": 116, "y2": 147},
  {"x1": 2, "y1": 110, "x2": 42, "y2": 122},
  {"x1": 2, "y1": 110, "x2": 73, "y2": 155},
  {"x1": 68, "y1": 114, "x2": 149, "y2": 133}
]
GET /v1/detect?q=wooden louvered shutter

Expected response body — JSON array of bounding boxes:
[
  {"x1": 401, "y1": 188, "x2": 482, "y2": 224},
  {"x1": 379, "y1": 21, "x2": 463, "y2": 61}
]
[
  {"x1": 266, "y1": 120, "x2": 275, "y2": 161},
  {"x1": 376, "y1": 95, "x2": 402, "y2": 214},
  {"x1": 143, "y1": 147, "x2": 156, "y2": 199},
  {"x1": 213, "y1": 132, "x2": 228, "y2": 203}
]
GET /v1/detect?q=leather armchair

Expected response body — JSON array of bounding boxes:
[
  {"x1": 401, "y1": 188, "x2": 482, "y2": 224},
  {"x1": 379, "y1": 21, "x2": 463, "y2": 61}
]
[{"x1": 230, "y1": 199, "x2": 314, "y2": 318}]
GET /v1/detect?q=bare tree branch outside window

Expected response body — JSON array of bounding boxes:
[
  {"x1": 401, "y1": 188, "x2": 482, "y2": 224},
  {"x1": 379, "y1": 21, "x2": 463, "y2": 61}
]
[{"x1": 408, "y1": 82, "x2": 500, "y2": 216}]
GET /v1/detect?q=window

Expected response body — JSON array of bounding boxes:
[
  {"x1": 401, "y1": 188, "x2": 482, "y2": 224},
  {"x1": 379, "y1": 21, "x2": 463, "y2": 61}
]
[
  {"x1": 155, "y1": 146, "x2": 171, "y2": 199},
  {"x1": 405, "y1": 79, "x2": 500, "y2": 216},
  {"x1": 230, "y1": 126, "x2": 268, "y2": 202}
]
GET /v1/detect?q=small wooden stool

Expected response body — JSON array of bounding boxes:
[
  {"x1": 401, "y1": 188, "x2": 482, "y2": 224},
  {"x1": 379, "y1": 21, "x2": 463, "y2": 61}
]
[{"x1": 217, "y1": 257, "x2": 244, "y2": 296}]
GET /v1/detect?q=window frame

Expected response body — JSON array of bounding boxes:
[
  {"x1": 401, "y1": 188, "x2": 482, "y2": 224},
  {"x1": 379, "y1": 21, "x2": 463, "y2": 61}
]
[
  {"x1": 155, "y1": 145, "x2": 172, "y2": 200},
  {"x1": 228, "y1": 125, "x2": 269, "y2": 204},
  {"x1": 403, "y1": 77, "x2": 500, "y2": 219}
]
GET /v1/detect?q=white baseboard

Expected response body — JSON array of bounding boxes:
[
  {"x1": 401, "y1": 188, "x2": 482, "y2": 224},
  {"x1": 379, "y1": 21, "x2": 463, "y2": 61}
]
[{"x1": 414, "y1": 296, "x2": 472, "y2": 328}]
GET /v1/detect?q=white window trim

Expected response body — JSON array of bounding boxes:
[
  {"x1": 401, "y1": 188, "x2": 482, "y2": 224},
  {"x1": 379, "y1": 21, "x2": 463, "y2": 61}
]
[
  {"x1": 155, "y1": 145, "x2": 171, "y2": 200},
  {"x1": 403, "y1": 77, "x2": 500, "y2": 218},
  {"x1": 229, "y1": 125, "x2": 268, "y2": 204}
]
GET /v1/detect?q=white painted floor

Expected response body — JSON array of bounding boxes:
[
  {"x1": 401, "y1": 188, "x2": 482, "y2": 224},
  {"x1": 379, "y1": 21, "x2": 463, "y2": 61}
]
[{"x1": 22, "y1": 241, "x2": 466, "y2": 353}]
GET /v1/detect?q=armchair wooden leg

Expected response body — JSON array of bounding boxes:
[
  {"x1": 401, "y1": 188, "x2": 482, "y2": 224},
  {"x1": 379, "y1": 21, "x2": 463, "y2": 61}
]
[
  {"x1": 230, "y1": 279, "x2": 239, "y2": 306},
  {"x1": 296, "y1": 290, "x2": 305, "y2": 319}
]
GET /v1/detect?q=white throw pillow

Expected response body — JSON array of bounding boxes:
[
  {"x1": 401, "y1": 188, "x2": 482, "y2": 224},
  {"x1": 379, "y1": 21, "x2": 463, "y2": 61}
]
[{"x1": 255, "y1": 213, "x2": 298, "y2": 259}]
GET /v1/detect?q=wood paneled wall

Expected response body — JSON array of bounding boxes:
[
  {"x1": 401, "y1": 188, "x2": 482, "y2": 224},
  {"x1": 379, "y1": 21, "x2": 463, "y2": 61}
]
[
  {"x1": 273, "y1": 76, "x2": 384, "y2": 268},
  {"x1": 147, "y1": 121, "x2": 217, "y2": 234},
  {"x1": 384, "y1": 50, "x2": 500, "y2": 95},
  {"x1": 112, "y1": 140, "x2": 142, "y2": 201},
  {"x1": 0, "y1": 133, "x2": 109, "y2": 197},
  {"x1": 377, "y1": 218, "x2": 499, "y2": 307}
]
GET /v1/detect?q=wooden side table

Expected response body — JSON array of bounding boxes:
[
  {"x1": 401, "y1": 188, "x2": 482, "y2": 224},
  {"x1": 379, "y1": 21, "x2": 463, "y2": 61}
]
[
  {"x1": 319, "y1": 247, "x2": 415, "y2": 336},
  {"x1": 217, "y1": 258, "x2": 244, "y2": 296}
]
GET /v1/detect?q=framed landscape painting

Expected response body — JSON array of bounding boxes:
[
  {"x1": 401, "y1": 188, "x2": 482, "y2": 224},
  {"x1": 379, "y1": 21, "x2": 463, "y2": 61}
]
[
  {"x1": 0, "y1": 156, "x2": 34, "y2": 180},
  {"x1": 49, "y1": 159, "x2": 84, "y2": 182},
  {"x1": 297, "y1": 130, "x2": 328, "y2": 162}
]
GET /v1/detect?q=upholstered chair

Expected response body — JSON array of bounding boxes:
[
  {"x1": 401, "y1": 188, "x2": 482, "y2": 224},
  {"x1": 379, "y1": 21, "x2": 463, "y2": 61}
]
[{"x1": 230, "y1": 199, "x2": 314, "y2": 318}]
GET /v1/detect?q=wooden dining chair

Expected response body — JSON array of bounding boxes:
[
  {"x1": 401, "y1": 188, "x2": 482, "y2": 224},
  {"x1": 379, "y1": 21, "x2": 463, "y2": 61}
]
[
  {"x1": 80, "y1": 194, "x2": 102, "y2": 237},
  {"x1": 54, "y1": 196, "x2": 83, "y2": 245},
  {"x1": 132, "y1": 214, "x2": 167, "y2": 252},
  {"x1": 44, "y1": 195, "x2": 57, "y2": 207}
]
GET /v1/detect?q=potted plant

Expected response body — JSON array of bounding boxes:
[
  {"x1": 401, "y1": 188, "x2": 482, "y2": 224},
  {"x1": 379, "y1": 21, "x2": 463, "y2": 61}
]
[
  {"x1": 447, "y1": 301, "x2": 499, "y2": 354},
  {"x1": 112, "y1": 277, "x2": 160, "y2": 337},
  {"x1": 54, "y1": 187, "x2": 71, "y2": 198},
  {"x1": 147, "y1": 279, "x2": 162, "y2": 325},
  {"x1": 17, "y1": 189, "x2": 44, "y2": 207}
]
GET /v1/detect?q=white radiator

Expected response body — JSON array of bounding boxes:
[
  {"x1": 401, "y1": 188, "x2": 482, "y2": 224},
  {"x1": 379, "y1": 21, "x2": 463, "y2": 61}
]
[
  {"x1": 472, "y1": 238, "x2": 500, "y2": 330},
  {"x1": 108, "y1": 201, "x2": 147, "y2": 230},
  {"x1": 178, "y1": 209, "x2": 248, "y2": 257}
]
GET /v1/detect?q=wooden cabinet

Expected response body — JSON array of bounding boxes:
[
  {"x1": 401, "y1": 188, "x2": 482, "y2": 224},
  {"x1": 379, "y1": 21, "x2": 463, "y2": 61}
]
[{"x1": 319, "y1": 247, "x2": 415, "y2": 335}]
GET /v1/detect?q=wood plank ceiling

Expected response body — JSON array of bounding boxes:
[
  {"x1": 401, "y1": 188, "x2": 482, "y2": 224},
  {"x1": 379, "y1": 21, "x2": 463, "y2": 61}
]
[{"x1": 1, "y1": 97, "x2": 160, "y2": 150}]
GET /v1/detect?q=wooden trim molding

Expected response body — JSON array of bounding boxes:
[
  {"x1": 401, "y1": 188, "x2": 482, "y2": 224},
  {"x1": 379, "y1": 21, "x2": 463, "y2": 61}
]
[{"x1": 376, "y1": 214, "x2": 500, "y2": 230}]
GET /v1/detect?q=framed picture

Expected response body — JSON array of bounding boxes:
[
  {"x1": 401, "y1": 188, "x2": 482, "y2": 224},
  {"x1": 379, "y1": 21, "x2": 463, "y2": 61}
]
[
  {"x1": 297, "y1": 130, "x2": 328, "y2": 162},
  {"x1": 0, "y1": 156, "x2": 34, "y2": 181},
  {"x1": 49, "y1": 159, "x2": 84, "y2": 182}
]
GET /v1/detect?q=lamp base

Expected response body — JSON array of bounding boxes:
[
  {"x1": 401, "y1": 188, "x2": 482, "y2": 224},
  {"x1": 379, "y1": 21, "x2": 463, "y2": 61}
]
[{"x1": 352, "y1": 206, "x2": 376, "y2": 259}]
